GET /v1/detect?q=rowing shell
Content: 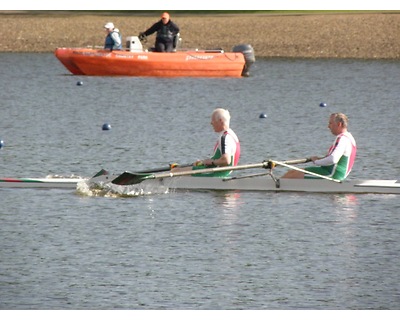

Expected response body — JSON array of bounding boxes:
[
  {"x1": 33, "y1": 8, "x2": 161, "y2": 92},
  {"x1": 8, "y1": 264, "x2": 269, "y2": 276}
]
[{"x1": 1, "y1": 175, "x2": 399, "y2": 194}]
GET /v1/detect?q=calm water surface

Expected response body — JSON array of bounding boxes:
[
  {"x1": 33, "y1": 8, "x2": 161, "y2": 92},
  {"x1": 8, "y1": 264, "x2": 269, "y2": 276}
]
[{"x1": 0, "y1": 53, "x2": 399, "y2": 309}]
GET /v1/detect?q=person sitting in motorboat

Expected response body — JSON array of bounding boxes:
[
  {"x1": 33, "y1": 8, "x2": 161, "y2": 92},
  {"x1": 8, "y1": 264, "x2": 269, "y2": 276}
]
[
  {"x1": 172, "y1": 108, "x2": 241, "y2": 177},
  {"x1": 104, "y1": 22, "x2": 122, "y2": 51},
  {"x1": 139, "y1": 12, "x2": 180, "y2": 52},
  {"x1": 282, "y1": 112, "x2": 357, "y2": 181}
]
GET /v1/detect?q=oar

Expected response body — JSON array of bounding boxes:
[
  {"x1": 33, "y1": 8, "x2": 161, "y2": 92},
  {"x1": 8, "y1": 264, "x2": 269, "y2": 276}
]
[
  {"x1": 271, "y1": 159, "x2": 341, "y2": 183},
  {"x1": 112, "y1": 158, "x2": 311, "y2": 185},
  {"x1": 134, "y1": 163, "x2": 193, "y2": 174},
  {"x1": 111, "y1": 163, "x2": 193, "y2": 185}
]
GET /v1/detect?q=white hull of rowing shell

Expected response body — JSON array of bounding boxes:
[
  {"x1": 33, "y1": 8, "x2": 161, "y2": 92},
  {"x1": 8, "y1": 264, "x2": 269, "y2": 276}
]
[
  {"x1": 1, "y1": 175, "x2": 399, "y2": 194},
  {"x1": 139, "y1": 175, "x2": 400, "y2": 194}
]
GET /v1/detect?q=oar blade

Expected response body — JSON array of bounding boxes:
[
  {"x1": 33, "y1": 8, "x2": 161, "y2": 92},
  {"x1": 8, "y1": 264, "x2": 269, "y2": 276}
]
[
  {"x1": 111, "y1": 172, "x2": 154, "y2": 185},
  {"x1": 91, "y1": 168, "x2": 109, "y2": 178}
]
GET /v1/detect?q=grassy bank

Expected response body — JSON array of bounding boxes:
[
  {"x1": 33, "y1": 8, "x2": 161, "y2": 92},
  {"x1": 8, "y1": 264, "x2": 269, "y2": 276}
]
[{"x1": 1, "y1": 11, "x2": 399, "y2": 59}]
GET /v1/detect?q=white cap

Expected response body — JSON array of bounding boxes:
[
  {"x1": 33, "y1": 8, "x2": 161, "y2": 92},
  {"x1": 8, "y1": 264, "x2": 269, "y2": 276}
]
[{"x1": 104, "y1": 22, "x2": 114, "y2": 29}]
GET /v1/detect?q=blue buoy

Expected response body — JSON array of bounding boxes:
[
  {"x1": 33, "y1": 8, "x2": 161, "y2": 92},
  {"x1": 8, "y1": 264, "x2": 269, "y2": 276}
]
[
  {"x1": 102, "y1": 123, "x2": 111, "y2": 131},
  {"x1": 0, "y1": 140, "x2": 4, "y2": 149},
  {"x1": 319, "y1": 102, "x2": 327, "y2": 107},
  {"x1": 259, "y1": 113, "x2": 267, "y2": 119},
  {"x1": 77, "y1": 81, "x2": 83, "y2": 86}
]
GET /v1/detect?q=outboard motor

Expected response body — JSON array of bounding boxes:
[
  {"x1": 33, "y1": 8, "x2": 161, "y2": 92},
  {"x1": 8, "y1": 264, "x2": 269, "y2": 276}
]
[{"x1": 232, "y1": 44, "x2": 255, "y2": 77}]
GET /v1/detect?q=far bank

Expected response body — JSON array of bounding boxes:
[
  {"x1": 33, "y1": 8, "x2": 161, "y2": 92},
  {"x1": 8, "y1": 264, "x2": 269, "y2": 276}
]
[{"x1": 1, "y1": 12, "x2": 399, "y2": 59}]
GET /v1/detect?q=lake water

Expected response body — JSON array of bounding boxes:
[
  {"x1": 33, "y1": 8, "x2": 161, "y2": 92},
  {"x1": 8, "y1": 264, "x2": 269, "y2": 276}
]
[{"x1": 0, "y1": 53, "x2": 399, "y2": 310}]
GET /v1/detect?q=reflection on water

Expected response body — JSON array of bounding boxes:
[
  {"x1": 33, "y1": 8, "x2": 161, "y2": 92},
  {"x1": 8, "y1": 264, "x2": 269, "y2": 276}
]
[
  {"x1": 220, "y1": 191, "x2": 244, "y2": 210},
  {"x1": 332, "y1": 194, "x2": 359, "y2": 220}
]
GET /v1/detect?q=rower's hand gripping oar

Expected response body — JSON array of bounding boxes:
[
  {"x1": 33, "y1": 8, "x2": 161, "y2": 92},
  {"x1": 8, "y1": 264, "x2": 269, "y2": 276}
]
[{"x1": 111, "y1": 158, "x2": 311, "y2": 186}]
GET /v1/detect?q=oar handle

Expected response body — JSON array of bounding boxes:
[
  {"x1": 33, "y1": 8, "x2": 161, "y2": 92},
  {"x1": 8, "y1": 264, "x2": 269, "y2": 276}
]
[
  {"x1": 266, "y1": 158, "x2": 311, "y2": 169},
  {"x1": 280, "y1": 158, "x2": 312, "y2": 165}
]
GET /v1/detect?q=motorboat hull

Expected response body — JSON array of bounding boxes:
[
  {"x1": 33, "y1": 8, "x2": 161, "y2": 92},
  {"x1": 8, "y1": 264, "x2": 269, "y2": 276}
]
[{"x1": 55, "y1": 48, "x2": 247, "y2": 77}]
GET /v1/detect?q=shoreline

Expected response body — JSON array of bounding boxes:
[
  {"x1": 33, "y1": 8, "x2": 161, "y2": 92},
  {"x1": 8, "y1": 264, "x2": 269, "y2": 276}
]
[{"x1": 1, "y1": 12, "x2": 399, "y2": 59}]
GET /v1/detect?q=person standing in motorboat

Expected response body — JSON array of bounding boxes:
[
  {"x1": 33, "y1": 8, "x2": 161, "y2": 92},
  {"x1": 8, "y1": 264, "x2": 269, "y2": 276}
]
[
  {"x1": 282, "y1": 112, "x2": 357, "y2": 181},
  {"x1": 139, "y1": 12, "x2": 180, "y2": 52},
  {"x1": 104, "y1": 22, "x2": 122, "y2": 50}
]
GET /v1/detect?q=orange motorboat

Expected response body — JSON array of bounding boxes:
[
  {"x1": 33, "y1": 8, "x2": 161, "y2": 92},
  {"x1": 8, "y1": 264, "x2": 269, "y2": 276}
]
[{"x1": 55, "y1": 36, "x2": 255, "y2": 78}]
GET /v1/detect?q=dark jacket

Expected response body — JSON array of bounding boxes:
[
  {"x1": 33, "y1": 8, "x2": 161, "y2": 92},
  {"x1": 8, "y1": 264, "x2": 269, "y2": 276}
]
[{"x1": 144, "y1": 20, "x2": 180, "y2": 42}]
